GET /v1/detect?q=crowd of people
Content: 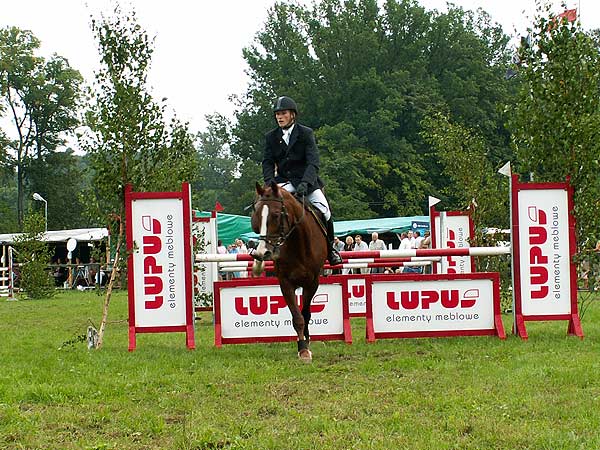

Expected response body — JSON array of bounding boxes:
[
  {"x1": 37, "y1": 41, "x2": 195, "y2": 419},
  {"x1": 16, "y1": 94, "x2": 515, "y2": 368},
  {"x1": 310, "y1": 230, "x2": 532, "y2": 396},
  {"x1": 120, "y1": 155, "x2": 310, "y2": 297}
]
[
  {"x1": 50, "y1": 256, "x2": 108, "y2": 289},
  {"x1": 333, "y1": 230, "x2": 431, "y2": 275},
  {"x1": 217, "y1": 229, "x2": 432, "y2": 280}
]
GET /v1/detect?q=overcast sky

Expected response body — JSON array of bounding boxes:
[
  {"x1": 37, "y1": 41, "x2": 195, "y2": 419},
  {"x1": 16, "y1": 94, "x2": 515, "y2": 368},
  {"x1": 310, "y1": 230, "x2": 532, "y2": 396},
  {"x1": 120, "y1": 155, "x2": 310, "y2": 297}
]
[{"x1": 1, "y1": 0, "x2": 596, "y2": 136}]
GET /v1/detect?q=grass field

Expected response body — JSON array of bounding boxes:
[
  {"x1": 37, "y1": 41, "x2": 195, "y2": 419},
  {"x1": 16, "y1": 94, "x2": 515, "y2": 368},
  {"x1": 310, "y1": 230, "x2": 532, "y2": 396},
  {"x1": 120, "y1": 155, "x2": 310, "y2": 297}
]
[{"x1": 1, "y1": 290, "x2": 600, "y2": 449}]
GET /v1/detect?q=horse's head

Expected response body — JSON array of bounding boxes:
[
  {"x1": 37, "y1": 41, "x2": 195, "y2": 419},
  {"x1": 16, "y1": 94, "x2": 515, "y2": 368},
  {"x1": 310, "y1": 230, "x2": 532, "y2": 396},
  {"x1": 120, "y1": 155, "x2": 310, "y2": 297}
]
[{"x1": 251, "y1": 181, "x2": 304, "y2": 274}]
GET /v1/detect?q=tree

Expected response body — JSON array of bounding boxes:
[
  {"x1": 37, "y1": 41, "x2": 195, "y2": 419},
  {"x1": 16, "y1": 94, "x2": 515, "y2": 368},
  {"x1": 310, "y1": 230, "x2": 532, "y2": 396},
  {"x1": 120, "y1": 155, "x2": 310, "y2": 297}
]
[
  {"x1": 192, "y1": 114, "x2": 239, "y2": 212},
  {"x1": 228, "y1": 0, "x2": 514, "y2": 218},
  {"x1": 83, "y1": 4, "x2": 197, "y2": 347},
  {"x1": 0, "y1": 26, "x2": 83, "y2": 228},
  {"x1": 26, "y1": 149, "x2": 92, "y2": 230},
  {"x1": 13, "y1": 212, "x2": 55, "y2": 299},
  {"x1": 507, "y1": 1, "x2": 600, "y2": 297},
  {"x1": 421, "y1": 112, "x2": 508, "y2": 228},
  {"x1": 507, "y1": 2, "x2": 600, "y2": 261}
]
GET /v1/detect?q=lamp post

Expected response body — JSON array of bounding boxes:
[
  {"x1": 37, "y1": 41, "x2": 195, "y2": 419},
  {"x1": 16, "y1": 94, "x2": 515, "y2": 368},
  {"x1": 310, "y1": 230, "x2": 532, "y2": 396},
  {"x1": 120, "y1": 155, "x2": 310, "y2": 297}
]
[{"x1": 32, "y1": 193, "x2": 48, "y2": 233}]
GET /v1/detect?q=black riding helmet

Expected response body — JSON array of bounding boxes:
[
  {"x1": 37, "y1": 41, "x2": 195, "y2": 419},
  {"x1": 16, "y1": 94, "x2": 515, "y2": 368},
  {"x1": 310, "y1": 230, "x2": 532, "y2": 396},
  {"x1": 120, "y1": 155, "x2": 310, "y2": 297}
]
[{"x1": 273, "y1": 96, "x2": 298, "y2": 115}]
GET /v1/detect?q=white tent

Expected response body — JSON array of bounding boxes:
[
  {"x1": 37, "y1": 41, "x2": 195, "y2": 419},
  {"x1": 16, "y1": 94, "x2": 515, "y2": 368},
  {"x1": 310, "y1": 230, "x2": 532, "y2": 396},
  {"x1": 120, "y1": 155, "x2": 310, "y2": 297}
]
[{"x1": 0, "y1": 227, "x2": 108, "y2": 244}]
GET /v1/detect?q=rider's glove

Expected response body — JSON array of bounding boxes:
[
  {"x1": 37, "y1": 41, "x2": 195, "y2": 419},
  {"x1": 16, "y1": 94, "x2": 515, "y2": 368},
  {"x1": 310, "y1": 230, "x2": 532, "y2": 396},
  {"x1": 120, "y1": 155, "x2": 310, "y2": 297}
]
[{"x1": 296, "y1": 182, "x2": 308, "y2": 196}]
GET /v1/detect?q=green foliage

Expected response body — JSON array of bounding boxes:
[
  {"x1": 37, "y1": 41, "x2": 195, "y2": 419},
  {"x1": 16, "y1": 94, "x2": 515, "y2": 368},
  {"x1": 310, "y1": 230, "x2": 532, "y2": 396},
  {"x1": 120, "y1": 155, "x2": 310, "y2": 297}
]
[
  {"x1": 507, "y1": 1, "x2": 600, "y2": 257},
  {"x1": 82, "y1": 4, "x2": 197, "y2": 225},
  {"x1": 0, "y1": 26, "x2": 83, "y2": 228},
  {"x1": 421, "y1": 112, "x2": 509, "y2": 228},
  {"x1": 223, "y1": 0, "x2": 514, "y2": 217},
  {"x1": 13, "y1": 212, "x2": 54, "y2": 299},
  {"x1": 192, "y1": 114, "x2": 239, "y2": 212}
]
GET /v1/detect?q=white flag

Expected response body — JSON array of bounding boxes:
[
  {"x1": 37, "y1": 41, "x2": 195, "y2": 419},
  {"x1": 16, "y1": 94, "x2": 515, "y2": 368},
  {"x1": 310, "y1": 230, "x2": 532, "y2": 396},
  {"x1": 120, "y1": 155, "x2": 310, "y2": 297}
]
[
  {"x1": 428, "y1": 196, "x2": 441, "y2": 208},
  {"x1": 498, "y1": 161, "x2": 511, "y2": 177}
]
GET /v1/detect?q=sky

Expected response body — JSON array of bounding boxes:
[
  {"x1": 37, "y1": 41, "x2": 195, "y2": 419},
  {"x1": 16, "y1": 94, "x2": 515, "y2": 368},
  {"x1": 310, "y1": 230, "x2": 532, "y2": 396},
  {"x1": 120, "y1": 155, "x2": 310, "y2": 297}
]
[{"x1": 1, "y1": 0, "x2": 598, "y2": 137}]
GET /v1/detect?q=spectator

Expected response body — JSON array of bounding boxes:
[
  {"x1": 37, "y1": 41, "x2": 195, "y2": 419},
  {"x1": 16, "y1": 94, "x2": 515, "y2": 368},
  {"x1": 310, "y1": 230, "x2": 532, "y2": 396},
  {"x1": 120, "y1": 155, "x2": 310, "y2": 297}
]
[
  {"x1": 398, "y1": 232, "x2": 411, "y2": 250},
  {"x1": 342, "y1": 236, "x2": 354, "y2": 275},
  {"x1": 369, "y1": 232, "x2": 386, "y2": 274},
  {"x1": 216, "y1": 240, "x2": 227, "y2": 254},
  {"x1": 420, "y1": 231, "x2": 433, "y2": 274},
  {"x1": 414, "y1": 231, "x2": 424, "y2": 250},
  {"x1": 331, "y1": 237, "x2": 345, "y2": 274},
  {"x1": 420, "y1": 231, "x2": 432, "y2": 249},
  {"x1": 407, "y1": 230, "x2": 416, "y2": 248},
  {"x1": 353, "y1": 235, "x2": 369, "y2": 274}
]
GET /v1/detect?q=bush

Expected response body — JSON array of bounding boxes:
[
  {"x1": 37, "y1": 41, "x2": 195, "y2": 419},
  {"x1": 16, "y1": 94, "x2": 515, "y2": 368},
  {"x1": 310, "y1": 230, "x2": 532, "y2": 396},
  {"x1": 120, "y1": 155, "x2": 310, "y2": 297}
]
[{"x1": 14, "y1": 213, "x2": 55, "y2": 299}]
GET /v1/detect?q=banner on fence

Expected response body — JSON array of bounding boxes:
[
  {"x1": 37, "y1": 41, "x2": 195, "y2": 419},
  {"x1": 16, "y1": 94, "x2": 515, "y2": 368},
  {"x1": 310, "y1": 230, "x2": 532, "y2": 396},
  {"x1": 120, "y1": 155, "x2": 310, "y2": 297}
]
[
  {"x1": 126, "y1": 183, "x2": 195, "y2": 350},
  {"x1": 214, "y1": 276, "x2": 352, "y2": 346},
  {"x1": 430, "y1": 208, "x2": 474, "y2": 274},
  {"x1": 192, "y1": 212, "x2": 218, "y2": 310},
  {"x1": 366, "y1": 273, "x2": 505, "y2": 341},
  {"x1": 511, "y1": 174, "x2": 582, "y2": 339}
]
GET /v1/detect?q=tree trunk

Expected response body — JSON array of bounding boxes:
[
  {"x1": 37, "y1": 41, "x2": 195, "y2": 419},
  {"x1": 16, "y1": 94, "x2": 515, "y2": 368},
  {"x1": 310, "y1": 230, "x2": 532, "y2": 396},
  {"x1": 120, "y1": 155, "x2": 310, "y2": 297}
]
[{"x1": 96, "y1": 216, "x2": 124, "y2": 349}]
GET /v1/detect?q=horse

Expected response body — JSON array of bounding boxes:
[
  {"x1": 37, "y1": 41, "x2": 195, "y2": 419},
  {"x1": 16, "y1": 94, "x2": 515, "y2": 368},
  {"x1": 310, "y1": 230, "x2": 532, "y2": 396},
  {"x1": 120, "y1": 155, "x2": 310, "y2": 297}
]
[{"x1": 250, "y1": 181, "x2": 327, "y2": 362}]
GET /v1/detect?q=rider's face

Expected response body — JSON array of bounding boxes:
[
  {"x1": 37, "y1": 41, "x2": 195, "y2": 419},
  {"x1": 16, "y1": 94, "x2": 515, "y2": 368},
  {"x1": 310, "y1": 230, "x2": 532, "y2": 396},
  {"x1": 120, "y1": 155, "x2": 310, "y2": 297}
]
[{"x1": 275, "y1": 110, "x2": 295, "y2": 128}]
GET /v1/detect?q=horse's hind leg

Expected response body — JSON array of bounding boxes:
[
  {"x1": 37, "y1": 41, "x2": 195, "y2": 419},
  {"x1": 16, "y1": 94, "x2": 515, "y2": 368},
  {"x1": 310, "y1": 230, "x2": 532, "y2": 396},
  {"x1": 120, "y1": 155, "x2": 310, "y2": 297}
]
[{"x1": 280, "y1": 279, "x2": 311, "y2": 362}]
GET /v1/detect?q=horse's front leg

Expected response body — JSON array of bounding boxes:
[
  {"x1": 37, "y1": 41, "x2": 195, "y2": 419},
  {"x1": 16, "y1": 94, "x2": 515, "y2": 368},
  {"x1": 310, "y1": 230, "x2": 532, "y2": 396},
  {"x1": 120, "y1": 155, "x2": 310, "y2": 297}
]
[
  {"x1": 280, "y1": 279, "x2": 311, "y2": 362},
  {"x1": 301, "y1": 277, "x2": 319, "y2": 345}
]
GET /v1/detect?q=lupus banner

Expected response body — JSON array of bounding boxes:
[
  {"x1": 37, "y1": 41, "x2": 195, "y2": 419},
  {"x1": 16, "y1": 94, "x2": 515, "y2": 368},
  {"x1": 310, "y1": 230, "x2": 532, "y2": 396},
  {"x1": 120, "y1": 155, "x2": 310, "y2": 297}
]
[
  {"x1": 511, "y1": 175, "x2": 582, "y2": 339},
  {"x1": 430, "y1": 209, "x2": 474, "y2": 274},
  {"x1": 126, "y1": 183, "x2": 195, "y2": 350},
  {"x1": 192, "y1": 213, "x2": 218, "y2": 309},
  {"x1": 366, "y1": 273, "x2": 505, "y2": 341},
  {"x1": 214, "y1": 277, "x2": 352, "y2": 346}
]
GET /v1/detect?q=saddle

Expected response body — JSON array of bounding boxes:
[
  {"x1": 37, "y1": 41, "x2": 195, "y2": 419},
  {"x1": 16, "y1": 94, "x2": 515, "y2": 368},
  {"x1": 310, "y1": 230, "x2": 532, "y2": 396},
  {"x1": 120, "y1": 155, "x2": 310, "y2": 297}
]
[{"x1": 293, "y1": 194, "x2": 327, "y2": 237}]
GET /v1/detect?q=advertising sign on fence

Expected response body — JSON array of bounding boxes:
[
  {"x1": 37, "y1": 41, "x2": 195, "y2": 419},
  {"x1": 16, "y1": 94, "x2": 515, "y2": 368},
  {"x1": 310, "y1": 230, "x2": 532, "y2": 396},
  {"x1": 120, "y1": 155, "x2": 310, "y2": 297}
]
[
  {"x1": 366, "y1": 273, "x2": 505, "y2": 341},
  {"x1": 214, "y1": 276, "x2": 352, "y2": 346},
  {"x1": 431, "y1": 209, "x2": 474, "y2": 274},
  {"x1": 347, "y1": 276, "x2": 367, "y2": 316},
  {"x1": 192, "y1": 212, "x2": 218, "y2": 310},
  {"x1": 511, "y1": 174, "x2": 582, "y2": 339},
  {"x1": 126, "y1": 183, "x2": 195, "y2": 350}
]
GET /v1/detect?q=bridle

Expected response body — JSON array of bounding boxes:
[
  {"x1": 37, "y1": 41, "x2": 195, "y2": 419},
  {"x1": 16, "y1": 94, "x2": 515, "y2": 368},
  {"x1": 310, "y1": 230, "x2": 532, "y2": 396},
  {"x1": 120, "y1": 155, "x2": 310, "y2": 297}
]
[{"x1": 253, "y1": 194, "x2": 306, "y2": 257}]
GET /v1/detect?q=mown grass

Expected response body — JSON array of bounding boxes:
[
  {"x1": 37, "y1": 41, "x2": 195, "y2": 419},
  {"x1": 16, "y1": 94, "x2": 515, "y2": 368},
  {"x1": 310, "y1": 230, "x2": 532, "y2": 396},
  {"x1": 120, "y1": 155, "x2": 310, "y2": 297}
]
[{"x1": 1, "y1": 290, "x2": 600, "y2": 449}]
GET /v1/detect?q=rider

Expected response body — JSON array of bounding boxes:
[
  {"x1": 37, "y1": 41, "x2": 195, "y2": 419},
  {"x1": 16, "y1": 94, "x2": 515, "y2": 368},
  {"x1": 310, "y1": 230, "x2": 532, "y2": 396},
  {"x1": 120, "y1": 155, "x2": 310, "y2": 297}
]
[{"x1": 262, "y1": 95, "x2": 343, "y2": 266}]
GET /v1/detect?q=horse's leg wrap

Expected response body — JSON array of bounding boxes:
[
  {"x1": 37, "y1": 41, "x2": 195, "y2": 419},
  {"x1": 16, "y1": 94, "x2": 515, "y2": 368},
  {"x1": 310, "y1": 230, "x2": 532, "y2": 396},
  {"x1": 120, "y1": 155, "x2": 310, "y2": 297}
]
[{"x1": 297, "y1": 339, "x2": 310, "y2": 353}]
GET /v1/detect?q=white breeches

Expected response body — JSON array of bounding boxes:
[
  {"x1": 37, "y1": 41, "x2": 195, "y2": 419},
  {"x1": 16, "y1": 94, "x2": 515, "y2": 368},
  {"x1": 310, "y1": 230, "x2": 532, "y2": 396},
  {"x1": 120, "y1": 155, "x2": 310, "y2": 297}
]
[{"x1": 279, "y1": 182, "x2": 331, "y2": 221}]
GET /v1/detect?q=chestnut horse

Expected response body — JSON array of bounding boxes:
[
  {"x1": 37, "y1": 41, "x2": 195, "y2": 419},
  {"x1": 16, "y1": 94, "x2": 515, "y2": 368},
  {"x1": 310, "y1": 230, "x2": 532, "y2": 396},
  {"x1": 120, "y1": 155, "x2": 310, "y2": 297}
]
[{"x1": 251, "y1": 181, "x2": 327, "y2": 361}]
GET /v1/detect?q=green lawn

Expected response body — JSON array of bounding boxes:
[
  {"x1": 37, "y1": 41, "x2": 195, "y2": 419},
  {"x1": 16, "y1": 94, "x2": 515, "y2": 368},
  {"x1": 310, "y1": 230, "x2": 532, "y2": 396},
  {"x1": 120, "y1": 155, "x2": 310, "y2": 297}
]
[{"x1": 1, "y1": 290, "x2": 599, "y2": 449}]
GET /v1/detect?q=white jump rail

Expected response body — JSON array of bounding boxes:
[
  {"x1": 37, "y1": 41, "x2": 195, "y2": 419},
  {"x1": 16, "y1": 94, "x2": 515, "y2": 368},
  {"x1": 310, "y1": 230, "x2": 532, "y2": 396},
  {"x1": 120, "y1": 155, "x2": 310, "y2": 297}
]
[{"x1": 196, "y1": 247, "x2": 510, "y2": 263}]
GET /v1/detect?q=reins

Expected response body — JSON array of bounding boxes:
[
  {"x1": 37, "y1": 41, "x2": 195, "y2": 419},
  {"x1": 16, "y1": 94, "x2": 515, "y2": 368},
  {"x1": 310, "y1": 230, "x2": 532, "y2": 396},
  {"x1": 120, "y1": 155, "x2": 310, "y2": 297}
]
[{"x1": 253, "y1": 193, "x2": 306, "y2": 252}]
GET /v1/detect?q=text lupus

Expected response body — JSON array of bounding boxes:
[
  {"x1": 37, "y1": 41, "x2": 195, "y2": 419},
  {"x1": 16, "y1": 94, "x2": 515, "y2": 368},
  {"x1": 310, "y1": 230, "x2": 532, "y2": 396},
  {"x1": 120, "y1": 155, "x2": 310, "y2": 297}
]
[{"x1": 386, "y1": 289, "x2": 477, "y2": 310}]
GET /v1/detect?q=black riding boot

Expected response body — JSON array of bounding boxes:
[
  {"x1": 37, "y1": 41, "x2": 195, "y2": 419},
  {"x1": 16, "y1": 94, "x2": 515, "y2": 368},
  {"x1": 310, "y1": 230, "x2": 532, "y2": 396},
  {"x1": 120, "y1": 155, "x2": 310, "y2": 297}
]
[{"x1": 326, "y1": 218, "x2": 343, "y2": 265}]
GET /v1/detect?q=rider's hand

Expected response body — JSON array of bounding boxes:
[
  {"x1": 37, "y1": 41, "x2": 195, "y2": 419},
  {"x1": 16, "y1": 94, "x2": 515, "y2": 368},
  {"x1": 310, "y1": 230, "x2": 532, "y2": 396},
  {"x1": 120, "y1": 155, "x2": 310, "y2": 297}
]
[{"x1": 296, "y1": 182, "x2": 308, "y2": 196}]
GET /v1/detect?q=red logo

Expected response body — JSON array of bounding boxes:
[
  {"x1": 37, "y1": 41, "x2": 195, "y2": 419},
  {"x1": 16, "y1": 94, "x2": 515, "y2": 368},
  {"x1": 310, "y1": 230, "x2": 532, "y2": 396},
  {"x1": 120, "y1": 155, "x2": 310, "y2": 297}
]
[
  {"x1": 386, "y1": 289, "x2": 479, "y2": 310},
  {"x1": 234, "y1": 293, "x2": 328, "y2": 316},
  {"x1": 445, "y1": 229, "x2": 458, "y2": 273},
  {"x1": 348, "y1": 282, "x2": 365, "y2": 299},
  {"x1": 527, "y1": 207, "x2": 549, "y2": 299},
  {"x1": 142, "y1": 216, "x2": 164, "y2": 309}
]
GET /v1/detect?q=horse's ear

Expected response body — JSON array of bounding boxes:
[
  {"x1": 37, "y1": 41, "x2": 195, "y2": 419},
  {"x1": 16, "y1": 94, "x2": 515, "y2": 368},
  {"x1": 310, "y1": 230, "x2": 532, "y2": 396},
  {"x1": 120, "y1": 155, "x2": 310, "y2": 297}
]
[
  {"x1": 256, "y1": 181, "x2": 264, "y2": 196},
  {"x1": 271, "y1": 180, "x2": 280, "y2": 196}
]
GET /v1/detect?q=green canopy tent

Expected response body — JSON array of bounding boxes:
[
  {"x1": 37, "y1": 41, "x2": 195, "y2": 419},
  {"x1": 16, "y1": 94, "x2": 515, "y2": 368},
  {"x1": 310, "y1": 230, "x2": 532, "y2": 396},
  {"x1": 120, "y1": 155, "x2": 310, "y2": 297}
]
[{"x1": 195, "y1": 211, "x2": 429, "y2": 247}]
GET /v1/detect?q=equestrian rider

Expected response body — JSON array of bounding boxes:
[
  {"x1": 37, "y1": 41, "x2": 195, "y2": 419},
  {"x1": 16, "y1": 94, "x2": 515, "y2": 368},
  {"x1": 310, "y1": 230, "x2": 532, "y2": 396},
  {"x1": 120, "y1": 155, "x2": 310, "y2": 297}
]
[{"x1": 262, "y1": 96, "x2": 343, "y2": 266}]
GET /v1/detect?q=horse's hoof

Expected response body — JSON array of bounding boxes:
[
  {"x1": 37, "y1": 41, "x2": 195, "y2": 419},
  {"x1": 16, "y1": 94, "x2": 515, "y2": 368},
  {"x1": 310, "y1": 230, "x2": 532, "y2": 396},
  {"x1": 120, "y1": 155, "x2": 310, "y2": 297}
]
[{"x1": 298, "y1": 349, "x2": 313, "y2": 362}]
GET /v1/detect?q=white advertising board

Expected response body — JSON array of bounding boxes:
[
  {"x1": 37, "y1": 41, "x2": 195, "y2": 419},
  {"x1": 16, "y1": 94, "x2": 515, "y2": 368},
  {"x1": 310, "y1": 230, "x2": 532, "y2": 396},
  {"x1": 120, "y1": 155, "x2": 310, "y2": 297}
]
[
  {"x1": 131, "y1": 198, "x2": 188, "y2": 327},
  {"x1": 192, "y1": 217, "x2": 218, "y2": 307},
  {"x1": 218, "y1": 283, "x2": 344, "y2": 340},
  {"x1": 434, "y1": 214, "x2": 472, "y2": 274},
  {"x1": 517, "y1": 189, "x2": 572, "y2": 316},
  {"x1": 347, "y1": 278, "x2": 367, "y2": 316}
]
